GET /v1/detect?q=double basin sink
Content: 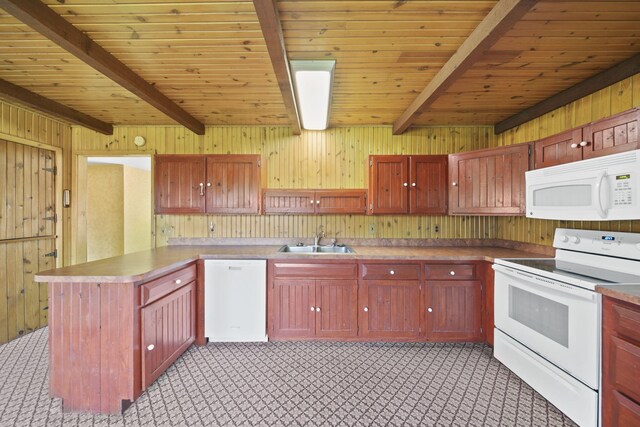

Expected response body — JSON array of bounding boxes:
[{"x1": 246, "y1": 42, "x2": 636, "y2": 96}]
[{"x1": 278, "y1": 244, "x2": 354, "y2": 254}]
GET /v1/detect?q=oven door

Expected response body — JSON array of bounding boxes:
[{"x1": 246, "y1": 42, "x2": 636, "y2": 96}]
[{"x1": 493, "y1": 264, "x2": 600, "y2": 389}]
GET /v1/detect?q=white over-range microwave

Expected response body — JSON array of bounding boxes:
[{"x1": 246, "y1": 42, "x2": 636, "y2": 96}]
[{"x1": 526, "y1": 149, "x2": 640, "y2": 220}]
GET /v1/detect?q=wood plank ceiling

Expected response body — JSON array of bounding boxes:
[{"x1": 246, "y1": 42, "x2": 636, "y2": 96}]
[{"x1": 0, "y1": 1, "x2": 639, "y2": 130}]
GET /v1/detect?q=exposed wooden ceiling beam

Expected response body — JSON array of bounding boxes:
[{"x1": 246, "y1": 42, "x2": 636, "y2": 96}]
[
  {"x1": 495, "y1": 53, "x2": 640, "y2": 134},
  {"x1": 253, "y1": 0, "x2": 301, "y2": 135},
  {"x1": 392, "y1": 0, "x2": 538, "y2": 135},
  {"x1": 0, "y1": 0, "x2": 205, "y2": 135},
  {"x1": 0, "y1": 78, "x2": 113, "y2": 135}
]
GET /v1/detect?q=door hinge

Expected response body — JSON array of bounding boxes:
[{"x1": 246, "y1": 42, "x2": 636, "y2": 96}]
[
  {"x1": 42, "y1": 166, "x2": 57, "y2": 175},
  {"x1": 257, "y1": 159, "x2": 261, "y2": 167},
  {"x1": 369, "y1": 203, "x2": 373, "y2": 210},
  {"x1": 44, "y1": 249, "x2": 58, "y2": 258},
  {"x1": 528, "y1": 146, "x2": 532, "y2": 156},
  {"x1": 369, "y1": 159, "x2": 373, "y2": 167},
  {"x1": 43, "y1": 213, "x2": 57, "y2": 223}
]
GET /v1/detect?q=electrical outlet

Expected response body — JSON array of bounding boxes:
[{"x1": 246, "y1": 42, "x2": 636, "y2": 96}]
[
  {"x1": 369, "y1": 223, "x2": 376, "y2": 235},
  {"x1": 434, "y1": 224, "x2": 440, "y2": 233}
]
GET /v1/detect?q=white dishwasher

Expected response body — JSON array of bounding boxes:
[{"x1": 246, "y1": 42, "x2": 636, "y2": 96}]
[{"x1": 204, "y1": 259, "x2": 267, "y2": 342}]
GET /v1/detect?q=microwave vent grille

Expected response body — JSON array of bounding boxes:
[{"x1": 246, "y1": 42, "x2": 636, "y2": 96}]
[{"x1": 541, "y1": 150, "x2": 639, "y2": 176}]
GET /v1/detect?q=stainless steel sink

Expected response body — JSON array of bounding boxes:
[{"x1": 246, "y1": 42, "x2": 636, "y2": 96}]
[{"x1": 278, "y1": 244, "x2": 354, "y2": 254}]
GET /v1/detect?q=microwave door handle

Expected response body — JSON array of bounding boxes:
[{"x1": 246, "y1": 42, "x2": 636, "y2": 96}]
[{"x1": 595, "y1": 170, "x2": 609, "y2": 219}]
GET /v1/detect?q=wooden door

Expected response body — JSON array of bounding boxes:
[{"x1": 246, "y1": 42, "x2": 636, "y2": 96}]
[
  {"x1": 424, "y1": 280, "x2": 482, "y2": 341},
  {"x1": 315, "y1": 280, "x2": 358, "y2": 338},
  {"x1": 583, "y1": 108, "x2": 639, "y2": 159},
  {"x1": 534, "y1": 128, "x2": 583, "y2": 169},
  {"x1": 271, "y1": 279, "x2": 316, "y2": 338},
  {"x1": 315, "y1": 190, "x2": 367, "y2": 214},
  {"x1": 359, "y1": 280, "x2": 420, "y2": 339},
  {"x1": 141, "y1": 282, "x2": 196, "y2": 389},
  {"x1": 206, "y1": 155, "x2": 260, "y2": 214},
  {"x1": 154, "y1": 155, "x2": 206, "y2": 214},
  {"x1": 262, "y1": 189, "x2": 315, "y2": 214},
  {"x1": 0, "y1": 139, "x2": 57, "y2": 344},
  {"x1": 448, "y1": 143, "x2": 530, "y2": 215},
  {"x1": 368, "y1": 156, "x2": 409, "y2": 214},
  {"x1": 409, "y1": 155, "x2": 448, "y2": 214}
]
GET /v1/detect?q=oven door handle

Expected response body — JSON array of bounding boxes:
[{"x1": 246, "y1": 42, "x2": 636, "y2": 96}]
[{"x1": 493, "y1": 264, "x2": 596, "y2": 302}]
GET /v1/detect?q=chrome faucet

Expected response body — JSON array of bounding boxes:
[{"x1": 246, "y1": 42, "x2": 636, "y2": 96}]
[{"x1": 313, "y1": 225, "x2": 325, "y2": 247}]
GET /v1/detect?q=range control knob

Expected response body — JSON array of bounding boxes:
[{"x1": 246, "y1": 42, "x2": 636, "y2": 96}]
[
  {"x1": 571, "y1": 236, "x2": 580, "y2": 244},
  {"x1": 561, "y1": 235, "x2": 569, "y2": 243}
]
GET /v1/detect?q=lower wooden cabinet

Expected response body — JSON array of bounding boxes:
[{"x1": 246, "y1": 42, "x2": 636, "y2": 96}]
[
  {"x1": 141, "y1": 281, "x2": 196, "y2": 389},
  {"x1": 424, "y1": 280, "x2": 482, "y2": 341},
  {"x1": 271, "y1": 279, "x2": 316, "y2": 338},
  {"x1": 358, "y1": 280, "x2": 421, "y2": 339},
  {"x1": 602, "y1": 296, "x2": 640, "y2": 427}
]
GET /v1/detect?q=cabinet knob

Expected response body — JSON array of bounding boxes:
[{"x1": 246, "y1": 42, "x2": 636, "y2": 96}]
[
  {"x1": 427, "y1": 308, "x2": 433, "y2": 313},
  {"x1": 175, "y1": 279, "x2": 182, "y2": 285},
  {"x1": 570, "y1": 143, "x2": 579, "y2": 149},
  {"x1": 316, "y1": 200, "x2": 320, "y2": 204},
  {"x1": 403, "y1": 182, "x2": 408, "y2": 187},
  {"x1": 364, "y1": 307, "x2": 369, "y2": 312},
  {"x1": 579, "y1": 141, "x2": 589, "y2": 147},
  {"x1": 389, "y1": 270, "x2": 395, "y2": 275},
  {"x1": 310, "y1": 200, "x2": 314, "y2": 204},
  {"x1": 207, "y1": 182, "x2": 212, "y2": 187},
  {"x1": 316, "y1": 307, "x2": 321, "y2": 312},
  {"x1": 147, "y1": 344, "x2": 155, "y2": 351},
  {"x1": 452, "y1": 182, "x2": 458, "y2": 187},
  {"x1": 310, "y1": 306, "x2": 315, "y2": 312},
  {"x1": 449, "y1": 271, "x2": 455, "y2": 276},
  {"x1": 411, "y1": 182, "x2": 416, "y2": 187}
]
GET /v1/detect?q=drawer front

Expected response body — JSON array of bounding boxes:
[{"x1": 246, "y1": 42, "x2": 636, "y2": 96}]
[
  {"x1": 272, "y1": 262, "x2": 357, "y2": 279},
  {"x1": 360, "y1": 263, "x2": 420, "y2": 280},
  {"x1": 140, "y1": 264, "x2": 197, "y2": 306},
  {"x1": 611, "y1": 302, "x2": 640, "y2": 344},
  {"x1": 608, "y1": 335, "x2": 640, "y2": 403},
  {"x1": 425, "y1": 263, "x2": 476, "y2": 280}
]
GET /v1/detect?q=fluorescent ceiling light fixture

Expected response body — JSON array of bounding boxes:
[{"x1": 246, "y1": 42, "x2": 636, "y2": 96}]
[{"x1": 289, "y1": 60, "x2": 336, "y2": 131}]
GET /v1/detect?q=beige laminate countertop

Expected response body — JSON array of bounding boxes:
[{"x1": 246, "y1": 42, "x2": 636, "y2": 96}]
[
  {"x1": 34, "y1": 245, "x2": 550, "y2": 284},
  {"x1": 597, "y1": 285, "x2": 640, "y2": 306}
]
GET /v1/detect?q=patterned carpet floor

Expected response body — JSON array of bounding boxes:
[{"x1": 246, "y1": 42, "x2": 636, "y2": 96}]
[{"x1": 0, "y1": 328, "x2": 577, "y2": 426}]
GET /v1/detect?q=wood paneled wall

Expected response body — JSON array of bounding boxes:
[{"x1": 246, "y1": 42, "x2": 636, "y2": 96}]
[
  {"x1": 72, "y1": 125, "x2": 496, "y2": 245},
  {"x1": 493, "y1": 74, "x2": 640, "y2": 246},
  {"x1": 0, "y1": 100, "x2": 71, "y2": 344}
]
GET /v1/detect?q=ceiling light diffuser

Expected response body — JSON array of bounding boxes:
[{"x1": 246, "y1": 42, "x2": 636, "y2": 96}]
[{"x1": 289, "y1": 60, "x2": 336, "y2": 131}]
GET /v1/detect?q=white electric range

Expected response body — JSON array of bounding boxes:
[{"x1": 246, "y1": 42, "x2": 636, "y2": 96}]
[{"x1": 493, "y1": 228, "x2": 640, "y2": 427}]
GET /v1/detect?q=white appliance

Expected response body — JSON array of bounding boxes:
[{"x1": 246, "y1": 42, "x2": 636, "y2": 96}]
[
  {"x1": 526, "y1": 149, "x2": 640, "y2": 220},
  {"x1": 493, "y1": 228, "x2": 640, "y2": 427},
  {"x1": 204, "y1": 259, "x2": 267, "y2": 342}
]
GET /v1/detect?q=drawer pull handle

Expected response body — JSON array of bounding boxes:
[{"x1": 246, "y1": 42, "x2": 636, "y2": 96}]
[
  {"x1": 427, "y1": 307, "x2": 433, "y2": 313},
  {"x1": 147, "y1": 344, "x2": 155, "y2": 351},
  {"x1": 199, "y1": 182, "x2": 205, "y2": 196},
  {"x1": 450, "y1": 271, "x2": 455, "y2": 276},
  {"x1": 175, "y1": 279, "x2": 182, "y2": 285},
  {"x1": 364, "y1": 307, "x2": 368, "y2": 312},
  {"x1": 390, "y1": 270, "x2": 395, "y2": 275},
  {"x1": 310, "y1": 306, "x2": 315, "y2": 312},
  {"x1": 316, "y1": 307, "x2": 321, "y2": 312}
]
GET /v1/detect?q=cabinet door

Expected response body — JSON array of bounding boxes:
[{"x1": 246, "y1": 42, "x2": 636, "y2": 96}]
[
  {"x1": 271, "y1": 279, "x2": 316, "y2": 338},
  {"x1": 315, "y1": 190, "x2": 367, "y2": 214},
  {"x1": 141, "y1": 282, "x2": 196, "y2": 389},
  {"x1": 315, "y1": 280, "x2": 358, "y2": 338},
  {"x1": 448, "y1": 143, "x2": 530, "y2": 215},
  {"x1": 359, "y1": 280, "x2": 420, "y2": 339},
  {"x1": 534, "y1": 128, "x2": 583, "y2": 169},
  {"x1": 583, "y1": 108, "x2": 639, "y2": 159},
  {"x1": 368, "y1": 156, "x2": 409, "y2": 214},
  {"x1": 410, "y1": 155, "x2": 448, "y2": 214},
  {"x1": 206, "y1": 155, "x2": 260, "y2": 214},
  {"x1": 154, "y1": 155, "x2": 206, "y2": 213},
  {"x1": 263, "y1": 190, "x2": 315, "y2": 214},
  {"x1": 424, "y1": 280, "x2": 482, "y2": 341}
]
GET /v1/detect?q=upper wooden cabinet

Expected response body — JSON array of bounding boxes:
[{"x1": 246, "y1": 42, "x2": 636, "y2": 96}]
[
  {"x1": 263, "y1": 189, "x2": 367, "y2": 214},
  {"x1": 448, "y1": 143, "x2": 530, "y2": 216},
  {"x1": 534, "y1": 107, "x2": 640, "y2": 169},
  {"x1": 368, "y1": 155, "x2": 447, "y2": 215},
  {"x1": 154, "y1": 154, "x2": 261, "y2": 214}
]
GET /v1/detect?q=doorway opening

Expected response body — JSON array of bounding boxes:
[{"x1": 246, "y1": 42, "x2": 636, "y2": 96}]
[{"x1": 83, "y1": 156, "x2": 152, "y2": 262}]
